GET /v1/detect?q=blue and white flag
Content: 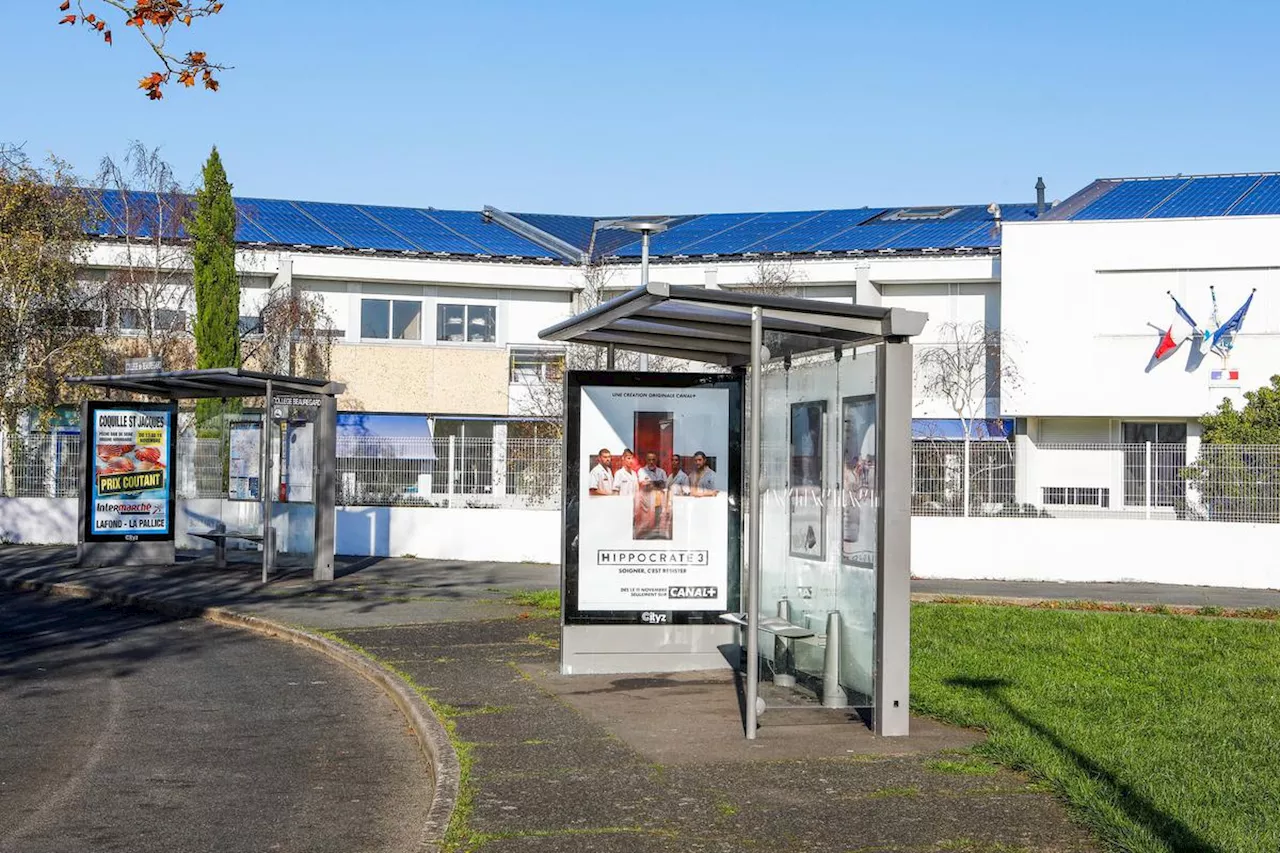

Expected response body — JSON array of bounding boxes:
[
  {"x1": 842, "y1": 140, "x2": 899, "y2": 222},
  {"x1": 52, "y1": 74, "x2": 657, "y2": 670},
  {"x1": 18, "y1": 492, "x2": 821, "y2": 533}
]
[
  {"x1": 1211, "y1": 289, "x2": 1255, "y2": 351},
  {"x1": 1168, "y1": 292, "x2": 1199, "y2": 332}
]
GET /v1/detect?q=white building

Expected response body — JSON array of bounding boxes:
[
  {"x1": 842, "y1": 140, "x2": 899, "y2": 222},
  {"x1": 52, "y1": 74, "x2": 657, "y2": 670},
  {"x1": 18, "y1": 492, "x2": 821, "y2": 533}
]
[{"x1": 1002, "y1": 173, "x2": 1280, "y2": 516}]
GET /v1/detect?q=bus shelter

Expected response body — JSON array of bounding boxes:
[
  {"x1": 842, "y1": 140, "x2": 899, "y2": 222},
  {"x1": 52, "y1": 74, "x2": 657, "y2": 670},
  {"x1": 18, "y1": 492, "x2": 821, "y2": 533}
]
[
  {"x1": 539, "y1": 281, "x2": 926, "y2": 738},
  {"x1": 68, "y1": 367, "x2": 343, "y2": 582}
]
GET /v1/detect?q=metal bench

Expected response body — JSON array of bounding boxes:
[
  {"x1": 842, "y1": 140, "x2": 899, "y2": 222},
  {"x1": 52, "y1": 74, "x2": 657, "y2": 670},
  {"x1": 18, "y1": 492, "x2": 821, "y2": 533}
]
[
  {"x1": 188, "y1": 527, "x2": 265, "y2": 569},
  {"x1": 718, "y1": 612, "x2": 815, "y2": 639}
]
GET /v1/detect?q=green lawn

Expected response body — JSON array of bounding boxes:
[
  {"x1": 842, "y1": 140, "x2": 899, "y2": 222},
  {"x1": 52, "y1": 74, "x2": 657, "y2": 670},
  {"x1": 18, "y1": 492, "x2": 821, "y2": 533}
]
[{"x1": 912, "y1": 603, "x2": 1280, "y2": 853}]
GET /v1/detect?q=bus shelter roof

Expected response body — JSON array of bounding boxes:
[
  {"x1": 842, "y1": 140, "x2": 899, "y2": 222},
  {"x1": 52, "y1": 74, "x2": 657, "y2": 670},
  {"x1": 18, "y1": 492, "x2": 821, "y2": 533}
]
[
  {"x1": 66, "y1": 367, "x2": 345, "y2": 400},
  {"x1": 537, "y1": 281, "x2": 927, "y2": 366}
]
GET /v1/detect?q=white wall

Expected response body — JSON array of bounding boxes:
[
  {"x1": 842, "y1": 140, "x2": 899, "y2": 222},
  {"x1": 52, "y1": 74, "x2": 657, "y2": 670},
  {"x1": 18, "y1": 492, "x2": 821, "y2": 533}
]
[
  {"x1": 6, "y1": 496, "x2": 1275, "y2": 588},
  {"x1": 0, "y1": 498, "x2": 78, "y2": 544},
  {"x1": 335, "y1": 505, "x2": 558, "y2": 563},
  {"x1": 911, "y1": 516, "x2": 1280, "y2": 590},
  {"x1": 0, "y1": 498, "x2": 561, "y2": 564},
  {"x1": 1002, "y1": 216, "x2": 1280, "y2": 418}
]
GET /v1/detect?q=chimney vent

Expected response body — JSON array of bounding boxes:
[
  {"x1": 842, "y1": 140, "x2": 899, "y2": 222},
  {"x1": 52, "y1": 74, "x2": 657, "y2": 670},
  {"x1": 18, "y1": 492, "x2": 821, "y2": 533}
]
[{"x1": 1035, "y1": 177, "x2": 1047, "y2": 216}]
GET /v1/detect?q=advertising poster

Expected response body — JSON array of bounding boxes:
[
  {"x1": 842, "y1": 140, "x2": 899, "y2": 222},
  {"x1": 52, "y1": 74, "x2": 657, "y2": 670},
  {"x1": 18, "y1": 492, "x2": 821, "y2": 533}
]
[
  {"x1": 841, "y1": 395, "x2": 878, "y2": 568},
  {"x1": 565, "y1": 372, "x2": 742, "y2": 623},
  {"x1": 789, "y1": 400, "x2": 826, "y2": 560},
  {"x1": 84, "y1": 403, "x2": 175, "y2": 540},
  {"x1": 284, "y1": 422, "x2": 315, "y2": 503},
  {"x1": 228, "y1": 421, "x2": 262, "y2": 501}
]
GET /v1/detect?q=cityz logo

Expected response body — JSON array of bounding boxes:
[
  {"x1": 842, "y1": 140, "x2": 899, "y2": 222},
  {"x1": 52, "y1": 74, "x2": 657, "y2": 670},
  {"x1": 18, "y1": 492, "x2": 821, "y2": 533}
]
[
  {"x1": 668, "y1": 586, "x2": 718, "y2": 599},
  {"x1": 640, "y1": 611, "x2": 668, "y2": 624}
]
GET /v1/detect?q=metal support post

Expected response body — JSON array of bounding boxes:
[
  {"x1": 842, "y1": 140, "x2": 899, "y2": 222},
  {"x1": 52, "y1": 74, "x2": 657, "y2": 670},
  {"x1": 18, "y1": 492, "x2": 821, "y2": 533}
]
[
  {"x1": 745, "y1": 306, "x2": 764, "y2": 739},
  {"x1": 875, "y1": 340, "x2": 913, "y2": 736},
  {"x1": 1145, "y1": 441, "x2": 1153, "y2": 520},
  {"x1": 261, "y1": 380, "x2": 274, "y2": 584},
  {"x1": 314, "y1": 394, "x2": 337, "y2": 581},
  {"x1": 822, "y1": 611, "x2": 848, "y2": 708},
  {"x1": 639, "y1": 232, "x2": 651, "y2": 372},
  {"x1": 447, "y1": 435, "x2": 457, "y2": 508},
  {"x1": 773, "y1": 597, "x2": 795, "y2": 688},
  {"x1": 606, "y1": 344, "x2": 616, "y2": 371}
]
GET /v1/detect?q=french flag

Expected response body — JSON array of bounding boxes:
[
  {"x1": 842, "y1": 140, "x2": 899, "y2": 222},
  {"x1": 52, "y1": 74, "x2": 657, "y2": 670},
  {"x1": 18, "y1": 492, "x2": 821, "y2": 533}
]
[{"x1": 1211, "y1": 369, "x2": 1240, "y2": 381}]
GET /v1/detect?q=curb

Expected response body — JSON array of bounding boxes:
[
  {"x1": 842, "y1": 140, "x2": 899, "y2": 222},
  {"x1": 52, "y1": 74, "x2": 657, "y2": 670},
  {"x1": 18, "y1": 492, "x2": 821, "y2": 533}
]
[{"x1": 0, "y1": 577, "x2": 459, "y2": 853}]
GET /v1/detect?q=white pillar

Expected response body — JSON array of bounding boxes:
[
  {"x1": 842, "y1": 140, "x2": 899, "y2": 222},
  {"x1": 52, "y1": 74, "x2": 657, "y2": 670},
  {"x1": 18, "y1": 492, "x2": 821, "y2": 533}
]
[{"x1": 491, "y1": 423, "x2": 508, "y2": 499}]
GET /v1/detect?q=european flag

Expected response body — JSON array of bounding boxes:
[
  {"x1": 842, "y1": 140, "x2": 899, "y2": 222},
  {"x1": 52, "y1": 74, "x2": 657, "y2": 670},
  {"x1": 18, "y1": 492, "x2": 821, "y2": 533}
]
[{"x1": 1211, "y1": 290, "x2": 1255, "y2": 349}]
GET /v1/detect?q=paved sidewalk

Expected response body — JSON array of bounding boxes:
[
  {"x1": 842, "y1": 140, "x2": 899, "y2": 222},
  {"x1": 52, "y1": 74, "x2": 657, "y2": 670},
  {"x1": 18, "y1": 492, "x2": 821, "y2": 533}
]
[{"x1": 0, "y1": 546, "x2": 1101, "y2": 853}]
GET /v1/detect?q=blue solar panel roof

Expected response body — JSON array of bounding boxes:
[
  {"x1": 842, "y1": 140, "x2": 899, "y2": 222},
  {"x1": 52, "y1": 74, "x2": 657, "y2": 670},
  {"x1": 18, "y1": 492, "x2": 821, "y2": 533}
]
[
  {"x1": 85, "y1": 186, "x2": 1045, "y2": 261},
  {"x1": 679, "y1": 211, "x2": 824, "y2": 256},
  {"x1": 746, "y1": 208, "x2": 885, "y2": 252},
  {"x1": 88, "y1": 190, "x2": 192, "y2": 239},
  {"x1": 591, "y1": 227, "x2": 644, "y2": 257},
  {"x1": 237, "y1": 198, "x2": 349, "y2": 247},
  {"x1": 1070, "y1": 179, "x2": 1189, "y2": 221},
  {"x1": 357, "y1": 206, "x2": 493, "y2": 254},
  {"x1": 611, "y1": 213, "x2": 765, "y2": 257},
  {"x1": 882, "y1": 220, "x2": 993, "y2": 250},
  {"x1": 1227, "y1": 175, "x2": 1280, "y2": 216},
  {"x1": 512, "y1": 213, "x2": 598, "y2": 252},
  {"x1": 1053, "y1": 173, "x2": 1280, "y2": 221},
  {"x1": 293, "y1": 201, "x2": 417, "y2": 252},
  {"x1": 418, "y1": 209, "x2": 552, "y2": 257},
  {"x1": 810, "y1": 222, "x2": 921, "y2": 252},
  {"x1": 1148, "y1": 176, "x2": 1259, "y2": 219}
]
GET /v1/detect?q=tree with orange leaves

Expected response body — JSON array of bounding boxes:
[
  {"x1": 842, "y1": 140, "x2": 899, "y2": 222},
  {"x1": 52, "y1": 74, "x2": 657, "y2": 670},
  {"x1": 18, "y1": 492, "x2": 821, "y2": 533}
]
[{"x1": 56, "y1": 1, "x2": 228, "y2": 99}]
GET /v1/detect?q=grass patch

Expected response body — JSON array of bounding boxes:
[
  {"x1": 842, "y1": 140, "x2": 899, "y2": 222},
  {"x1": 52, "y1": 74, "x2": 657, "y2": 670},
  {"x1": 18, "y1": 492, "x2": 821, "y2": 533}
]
[
  {"x1": 524, "y1": 631, "x2": 559, "y2": 650},
  {"x1": 912, "y1": 603, "x2": 1280, "y2": 853},
  {"x1": 868, "y1": 785, "x2": 921, "y2": 799},
  {"x1": 504, "y1": 588, "x2": 561, "y2": 616},
  {"x1": 714, "y1": 799, "x2": 740, "y2": 816},
  {"x1": 919, "y1": 594, "x2": 1280, "y2": 622},
  {"x1": 925, "y1": 757, "x2": 1000, "y2": 776}
]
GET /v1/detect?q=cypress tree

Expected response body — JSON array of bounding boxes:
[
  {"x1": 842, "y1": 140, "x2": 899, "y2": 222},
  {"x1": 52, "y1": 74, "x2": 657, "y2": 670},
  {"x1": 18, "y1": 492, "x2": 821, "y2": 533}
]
[{"x1": 190, "y1": 146, "x2": 240, "y2": 425}]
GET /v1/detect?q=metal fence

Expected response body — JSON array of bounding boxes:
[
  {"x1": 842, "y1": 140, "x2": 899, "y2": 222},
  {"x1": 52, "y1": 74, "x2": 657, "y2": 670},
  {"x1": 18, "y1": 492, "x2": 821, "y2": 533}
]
[
  {"x1": 1, "y1": 433, "x2": 563, "y2": 509},
  {"x1": 335, "y1": 436, "x2": 561, "y2": 509},
  {"x1": 911, "y1": 440, "x2": 1280, "y2": 524},
  {"x1": 911, "y1": 440, "x2": 1017, "y2": 517},
  {"x1": 7, "y1": 432, "x2": 1279, "y2": 523}
]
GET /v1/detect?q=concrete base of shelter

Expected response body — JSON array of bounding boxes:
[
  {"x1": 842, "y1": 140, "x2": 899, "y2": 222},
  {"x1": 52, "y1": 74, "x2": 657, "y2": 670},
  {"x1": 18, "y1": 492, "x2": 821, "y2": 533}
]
[
  {"x1": 529, "y1": 665, "x2": 976, "y2": 757},
  {"x1": 77, "y1": 540, "x2": 175, "y2": 568},
  {"x1": 560, "y1": 623, "x2": 736, "y2": 674}
]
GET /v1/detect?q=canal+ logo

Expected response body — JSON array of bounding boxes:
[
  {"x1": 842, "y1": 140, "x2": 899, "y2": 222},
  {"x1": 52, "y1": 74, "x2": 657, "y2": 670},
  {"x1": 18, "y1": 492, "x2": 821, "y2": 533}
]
[{"x1": 668, "y1": 586, "x2": 718, "y2": 600}]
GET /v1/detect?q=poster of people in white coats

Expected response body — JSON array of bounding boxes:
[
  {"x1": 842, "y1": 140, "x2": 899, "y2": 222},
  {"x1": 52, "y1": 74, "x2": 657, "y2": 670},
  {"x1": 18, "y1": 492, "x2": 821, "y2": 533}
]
[{"x1": 569, "y1": 374, "x2": 740, "y2": 617}]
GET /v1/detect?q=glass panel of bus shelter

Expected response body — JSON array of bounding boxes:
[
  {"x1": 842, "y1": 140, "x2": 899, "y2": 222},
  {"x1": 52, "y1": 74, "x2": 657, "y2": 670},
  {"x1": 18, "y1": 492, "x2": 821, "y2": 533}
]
[
  {"x1": 756, "y1": 346, "x2": 878, "y2": 709},
  {"x1": 270, "y1": 400, "x2": 319, "y2": 569}
]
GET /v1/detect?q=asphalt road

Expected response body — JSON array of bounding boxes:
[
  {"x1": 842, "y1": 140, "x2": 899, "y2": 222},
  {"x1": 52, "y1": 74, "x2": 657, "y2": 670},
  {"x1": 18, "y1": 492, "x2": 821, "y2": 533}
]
[{"x1": 0, "y1": 593, "x2": 430, "y2": 853}]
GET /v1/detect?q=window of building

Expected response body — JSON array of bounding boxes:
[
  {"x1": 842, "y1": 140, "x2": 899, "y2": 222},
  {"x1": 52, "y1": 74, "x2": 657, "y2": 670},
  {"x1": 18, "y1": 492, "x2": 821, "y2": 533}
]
[
  {"x1": 1043, "y1": 486, "x2": 1110, "y2": 507},
  {"x1": 119, "y1": 307, "x2": 186, "y2": 333},
  {"x1": 361, "y1": 298, "x2": 422, "y2": 341},
  {"x1": 510, "y1": 348, "x2": 564, "y2": 383},
  {"x1": 239, "y1": 315, "x2": 264, "y2": 337},
  {"x1": 1121, "y1": 422, "x2": 1188, "y2": 508},
  {"x1": 437, "y1": 303, "x2": 496, "y2": 343},
  {"x1": 881, "y1": 207, "x2": 958, "y2": 221}
]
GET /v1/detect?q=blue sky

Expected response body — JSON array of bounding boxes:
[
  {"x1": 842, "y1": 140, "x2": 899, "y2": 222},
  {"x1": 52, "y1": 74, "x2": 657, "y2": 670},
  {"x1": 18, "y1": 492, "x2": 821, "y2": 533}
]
[{"x1": 5, "y1": 1, "x2": 1280, "y2": 214}]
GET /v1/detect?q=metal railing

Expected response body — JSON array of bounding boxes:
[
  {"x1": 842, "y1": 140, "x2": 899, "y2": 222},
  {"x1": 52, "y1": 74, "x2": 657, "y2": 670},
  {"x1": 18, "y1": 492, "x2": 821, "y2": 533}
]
[
  {"x1": 1, "y1": 433, "x2": 563, "y2": 510},
  {"x1": 6, "y1": 432, "x2": 1277, "y2": 523},
  {"x1": 911, "y1": 440, "x2": 1280, "y2": 524},
  {"x1": 911, "y1": 440, "x2": 1017, "y2": 517}
]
